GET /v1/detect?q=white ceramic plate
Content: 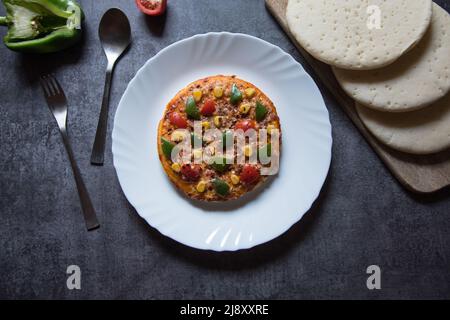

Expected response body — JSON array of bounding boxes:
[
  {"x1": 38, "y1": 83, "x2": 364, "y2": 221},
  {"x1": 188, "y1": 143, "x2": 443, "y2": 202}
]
[{"x1": 112, "y1": 33, "x2": 332, "y2": 251}]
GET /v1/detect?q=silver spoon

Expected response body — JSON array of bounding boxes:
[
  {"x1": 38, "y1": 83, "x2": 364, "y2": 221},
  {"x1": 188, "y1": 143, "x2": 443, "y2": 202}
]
[{"x1": 91, "y1": 8, "x2": 131, "y2": 165}]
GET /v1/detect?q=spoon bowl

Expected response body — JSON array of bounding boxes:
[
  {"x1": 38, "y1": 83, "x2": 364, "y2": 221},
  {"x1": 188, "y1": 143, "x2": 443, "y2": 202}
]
[
  {"x1": 99, "y1": 8, "x2": 131, "y2": 62},
  {"x1": 91, "y1": 8, "x2": 131, "y2": 166}
]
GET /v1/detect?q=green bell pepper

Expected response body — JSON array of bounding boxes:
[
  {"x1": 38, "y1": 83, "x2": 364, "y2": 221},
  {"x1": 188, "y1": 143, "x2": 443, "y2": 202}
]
[
  {"x1": 210, "y1": 156, "x2": 229, "y2": 173},
  {"x1": 161, "y1": 137, "x2": 175, "y2": 159},
  {"x1": 255, "y1": 101, "x2": 268, "y2": 122},
  {"x1": 212, "y1": 178, "x2": 230, "y2": 197},
  {"x1": 220, "y1": 129, "x2": 233, "y2": 148},
  {"x1": 230, "y1": 83, "x2": 243, "y2": 105},
  {"x1": 0, "y1": 0, "x2": 84, "y2": 53},
  {"x1": 185, "y1": 96, "x2": 201, "y2": 120},
  {"x1": 258, "y1": 143, "x2": 272, "y2": 159}
]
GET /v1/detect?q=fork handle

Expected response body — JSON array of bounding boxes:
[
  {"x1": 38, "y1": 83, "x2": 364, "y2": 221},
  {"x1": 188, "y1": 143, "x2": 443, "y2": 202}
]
[
  {"x1": 91, "y1": 61, "x2": 115, "y2": 165},
  {"x1": 60, "y1": 129, "x2": 100, "y2": 231}
]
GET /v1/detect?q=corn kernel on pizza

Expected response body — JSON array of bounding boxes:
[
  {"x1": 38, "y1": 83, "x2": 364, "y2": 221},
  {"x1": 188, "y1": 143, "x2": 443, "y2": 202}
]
[{"x1": 157, "y1": 75, "x2": 282, "y2": 202}]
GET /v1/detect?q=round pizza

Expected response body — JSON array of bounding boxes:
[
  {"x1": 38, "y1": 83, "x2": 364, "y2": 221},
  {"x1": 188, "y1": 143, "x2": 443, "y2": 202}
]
[{"x1": 157, "y1": 75, "x2": 282, "y2": 201}]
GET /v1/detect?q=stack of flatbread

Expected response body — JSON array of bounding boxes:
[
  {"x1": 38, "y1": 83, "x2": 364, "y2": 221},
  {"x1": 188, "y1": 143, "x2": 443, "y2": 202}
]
[{"x1": 286, "y1": 0, "x2": 450, "y2": 155}]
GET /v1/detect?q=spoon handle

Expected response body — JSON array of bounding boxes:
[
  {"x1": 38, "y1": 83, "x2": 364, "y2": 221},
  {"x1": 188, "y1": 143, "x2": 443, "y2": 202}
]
[{"x1": 91, "y1": 60, "x2": 114, "y2": 165}]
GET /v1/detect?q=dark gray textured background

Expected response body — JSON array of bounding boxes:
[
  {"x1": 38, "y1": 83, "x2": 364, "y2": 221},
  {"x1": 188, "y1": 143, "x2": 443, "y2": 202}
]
[{"x1": 0, "y1": 0, "x2": 449, "y2": 300}]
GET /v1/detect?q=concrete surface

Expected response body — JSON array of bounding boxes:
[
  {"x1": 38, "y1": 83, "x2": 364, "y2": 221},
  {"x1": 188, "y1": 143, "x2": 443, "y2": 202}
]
[{"x1": 0, "y1": 0, "x2": 449, "y2": 299}]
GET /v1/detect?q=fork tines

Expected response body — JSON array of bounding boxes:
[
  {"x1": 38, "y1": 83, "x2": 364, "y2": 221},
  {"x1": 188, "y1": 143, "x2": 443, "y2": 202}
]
[{"x1": 40, "y1": 74, "x2": 66, "y2": 100}]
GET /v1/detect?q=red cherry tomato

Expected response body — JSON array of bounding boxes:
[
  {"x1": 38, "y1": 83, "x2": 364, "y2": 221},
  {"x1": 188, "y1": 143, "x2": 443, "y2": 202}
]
[
  {"x1": 135, "y1": 0, "x2": 167, "y2": 16},
  {"x1": 200, "y1": 99, "x2": 216, "y2": 116},
  {"x1": 235, "y1": 119, "x2": 257, "y2": 133},
  {"x1": 169, "y1": 112, "x2": 188, "y2": 128},
  {"x1": 181, "y1": 164, "x2": 202, "y2": 181},
  {"x1": 240, "y1": 164, "x2": 260, "y2": 185}
]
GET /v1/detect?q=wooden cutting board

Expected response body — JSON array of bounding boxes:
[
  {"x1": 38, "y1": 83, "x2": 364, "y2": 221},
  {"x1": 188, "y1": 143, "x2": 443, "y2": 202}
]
[{"x1": 266, "y1": 0, "x2": 450, "y2": 194}]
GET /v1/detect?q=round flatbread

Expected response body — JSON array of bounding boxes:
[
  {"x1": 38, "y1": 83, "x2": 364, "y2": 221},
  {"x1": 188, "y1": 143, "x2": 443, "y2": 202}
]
[
  {"x1": 157, "y1": 75, "x2": 282, "y2": 202},
  {"x1": 334, "y1": 3, "x2": 450, "y2": 112},
  {"x1": 286, "y1": 0, "x2": 432, "y2": 70},
  {"x1": 356, "y1": 93, "x2": 450, "y2": 155}
]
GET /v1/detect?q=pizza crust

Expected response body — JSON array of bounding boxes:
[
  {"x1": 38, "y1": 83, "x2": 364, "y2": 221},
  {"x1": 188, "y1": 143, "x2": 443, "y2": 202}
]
[
  {"x1": 356, "y1": 93, "x2": 450, "y2": 155},
  {"x1": 333, "y1": 3, "x2": 450, "y2": 112},
  {"x1": 286, "y1": 0, "x2": 432, "y2": 70}
]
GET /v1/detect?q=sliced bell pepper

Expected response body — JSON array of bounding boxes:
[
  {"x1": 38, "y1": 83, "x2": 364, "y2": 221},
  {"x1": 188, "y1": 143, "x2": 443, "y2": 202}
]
[
  {"x1": 185, "y1": 96, "x2": 201, "y2": 120},
  {"x1": 220, "y1": 130, "x2": 234, "y2": 148},
  {"x1": 161, "y1": 137, "x2": 175, "y2": 159},
  {"x1": 255, "y1": 101, "x2": 268, "y2": 122},
  {"x1": 0, "y1": 0, "x2": 84, "y2": 53},
  {"x1": 210, "y1": 156, "x2": 229, "y2": 173},
  {"x1": 212, "y1": 178, "x2": 230, "y2": 197},
  {"x1": 230, "y1": 83, "x2": 243, "y2": 105},
  {"x1": 258, "y1": 143, "x2": 272, "y2": 159}
]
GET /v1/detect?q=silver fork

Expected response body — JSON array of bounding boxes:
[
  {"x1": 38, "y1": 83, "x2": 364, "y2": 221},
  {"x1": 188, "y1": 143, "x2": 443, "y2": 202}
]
[{"x1": 40, "y1": 74, "x2": 100, "y2": 231}]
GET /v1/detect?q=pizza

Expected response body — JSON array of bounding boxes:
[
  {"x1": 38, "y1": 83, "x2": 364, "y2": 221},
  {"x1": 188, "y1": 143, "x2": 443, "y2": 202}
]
[{"x1": 157, "y1": 75, "x2": 282, "y2": 201}]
